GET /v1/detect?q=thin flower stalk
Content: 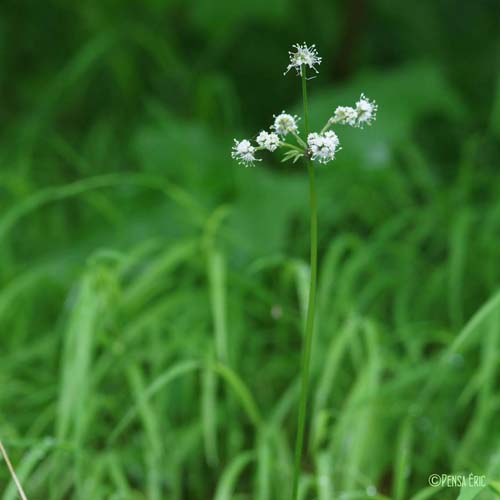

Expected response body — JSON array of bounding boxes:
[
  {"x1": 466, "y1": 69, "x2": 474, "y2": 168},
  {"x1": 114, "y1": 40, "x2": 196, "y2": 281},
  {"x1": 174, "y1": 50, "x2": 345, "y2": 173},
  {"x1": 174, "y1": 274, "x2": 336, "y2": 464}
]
[{"x1": 291, "y1": 64, "x2": 318, "y2": 500}]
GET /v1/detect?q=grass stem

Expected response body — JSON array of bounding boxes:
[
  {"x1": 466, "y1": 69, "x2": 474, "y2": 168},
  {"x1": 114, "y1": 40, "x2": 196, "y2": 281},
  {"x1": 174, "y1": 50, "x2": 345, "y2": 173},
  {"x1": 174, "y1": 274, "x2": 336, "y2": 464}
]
[{"x1": 0, "y1": 439, "x2": 28, "y2": 500}]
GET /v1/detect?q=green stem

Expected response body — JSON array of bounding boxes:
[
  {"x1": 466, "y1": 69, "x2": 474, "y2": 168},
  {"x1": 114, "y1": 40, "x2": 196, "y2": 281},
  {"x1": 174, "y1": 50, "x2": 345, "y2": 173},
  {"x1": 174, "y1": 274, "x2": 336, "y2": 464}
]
[
  {"x1": 281, "y1": 142, "x2": 305, "y2": 153},
  {"x1": 291, "y1": 67, "x2": 318, "y2": 500},
  {"x1": 301, "y1": 68, "x2": 310, "y2": 135},
  {"x1": 291, "y1": 130, "x2": 308, "y2": 149},
  {"x1": 320, "y1": 118, "x2": 333, "y2": 134}
]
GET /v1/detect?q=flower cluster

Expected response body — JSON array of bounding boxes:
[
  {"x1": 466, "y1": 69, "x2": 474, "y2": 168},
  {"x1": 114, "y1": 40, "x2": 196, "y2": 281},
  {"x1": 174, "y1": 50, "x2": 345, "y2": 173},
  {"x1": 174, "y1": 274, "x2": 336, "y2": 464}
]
[
  {"x1": 272, "y1": 112, "x2": 300, "y2": 137},
  {"x1": 330, "y1": 93, "x2": 378, "y2": 128},
  {"x1": 284, "y1": 43, "x2": 322, "y2": 76},
  {"x1": 256, "y1": 131, "x2": 280, "y2": 151},
  {"x1": 231, "y1": 139, "x2": 259, "y2": 167},
  {"x1": 307, "y1": 131, "x2": 340, "y2": 164},
  {"x1": 231, "y1": 44, "x2": 377, "y2": 167},
  {"x1": 332, "y1": 106, "x2": 357, "y2": 126},
  {"x1": 354, "y1": 93, "x2": 378, "y2": 127}
]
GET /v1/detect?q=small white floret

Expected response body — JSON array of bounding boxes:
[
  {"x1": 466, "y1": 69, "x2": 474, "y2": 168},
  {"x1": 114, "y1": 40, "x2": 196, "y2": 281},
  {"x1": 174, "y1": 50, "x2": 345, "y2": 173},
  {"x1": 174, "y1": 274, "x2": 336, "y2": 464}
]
[
  {"x1": 332, "y1": 106, "x2": 358, "y2": 126},
  {"x1": 307, "y1": 131, "x2": 340, "y2": 164},
  {"x1": 272, "y1": 112, "x2": 300, "y2": 137},
  {"x1": 256, "y1": 131, "x2": 280, "y2": 152},
  {"x1": 231, "y1": 139, "x2": 260, "y2": 167},
  {"x1": 354, "y1": 93, "x2": 378, "y2": 127},
  {"x1": 285, "y1": 43, "x2": 322, "y2": 76}
]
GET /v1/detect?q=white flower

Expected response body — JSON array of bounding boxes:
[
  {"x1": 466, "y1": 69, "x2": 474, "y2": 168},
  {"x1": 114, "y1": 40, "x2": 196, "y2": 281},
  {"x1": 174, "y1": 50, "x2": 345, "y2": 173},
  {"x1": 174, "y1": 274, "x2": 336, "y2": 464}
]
[
  {"x1": 332, "y1": 106, "x2": 357, "y2": 126},
  {"x1": 307, "y1": 131, "x2": 340, "y2": 164},
  {"x1": 327, "y1": 95, "x2": 378, "y2": 129},
  {"x1": 256, "y1": 131, "x2": 280, "y2": 152},
  {"x1": 354, "y1": 93, "x2": 378, "y2": 127},
  {"x1": 285, "y1": 43, "x2": 322, "y2": 76},
  {"x1": 231, "y1": 139, "x2": 260, "y2": 167},
  {"x1": 272, "y1": 112, "x2": 300, "y2": 137}
]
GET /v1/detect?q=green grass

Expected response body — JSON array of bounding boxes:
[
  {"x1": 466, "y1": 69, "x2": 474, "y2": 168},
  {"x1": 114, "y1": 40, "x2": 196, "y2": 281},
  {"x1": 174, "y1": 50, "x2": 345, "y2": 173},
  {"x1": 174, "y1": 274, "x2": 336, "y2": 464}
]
[
  {"x1": 1, "y1": 2, "x2": 500, "y2": 498},
  {"x1": 2, "y1": 142, "x2": 500, "y2": 498}
]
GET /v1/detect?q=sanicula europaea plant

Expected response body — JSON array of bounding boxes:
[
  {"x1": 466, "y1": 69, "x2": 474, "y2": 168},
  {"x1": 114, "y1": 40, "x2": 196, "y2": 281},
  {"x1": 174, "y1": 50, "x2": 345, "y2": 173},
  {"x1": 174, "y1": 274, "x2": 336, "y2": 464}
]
[{"x1": 232, "y1": 42, "x2": 377, "y2": 499}]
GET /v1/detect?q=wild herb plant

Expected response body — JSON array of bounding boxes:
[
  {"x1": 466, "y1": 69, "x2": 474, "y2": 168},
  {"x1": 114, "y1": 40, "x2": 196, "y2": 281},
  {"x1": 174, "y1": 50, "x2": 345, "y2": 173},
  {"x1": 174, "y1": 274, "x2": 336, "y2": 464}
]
[{"x1": 232, "y1": 43, "x2": 377, "y2": 498}]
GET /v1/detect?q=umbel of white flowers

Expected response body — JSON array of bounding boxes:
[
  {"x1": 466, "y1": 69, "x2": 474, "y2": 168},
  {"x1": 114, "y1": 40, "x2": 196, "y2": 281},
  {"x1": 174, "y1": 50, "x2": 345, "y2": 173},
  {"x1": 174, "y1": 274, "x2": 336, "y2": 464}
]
[{"x1": 231, "y1": 43, "x2": 378, "y2": 167}]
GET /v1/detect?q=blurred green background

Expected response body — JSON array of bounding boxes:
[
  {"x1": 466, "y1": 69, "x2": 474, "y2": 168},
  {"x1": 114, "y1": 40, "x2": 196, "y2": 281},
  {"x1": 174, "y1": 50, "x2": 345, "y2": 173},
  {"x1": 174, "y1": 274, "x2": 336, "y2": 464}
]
[{"x1": 1, "y1": 1, "x2": 500, "y2": 499}]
